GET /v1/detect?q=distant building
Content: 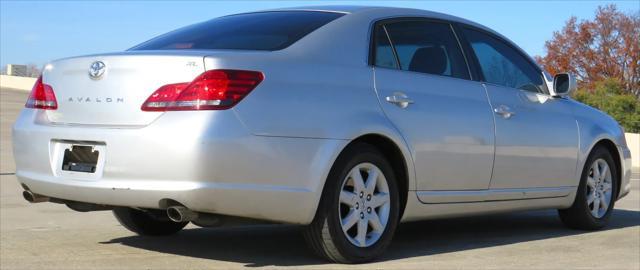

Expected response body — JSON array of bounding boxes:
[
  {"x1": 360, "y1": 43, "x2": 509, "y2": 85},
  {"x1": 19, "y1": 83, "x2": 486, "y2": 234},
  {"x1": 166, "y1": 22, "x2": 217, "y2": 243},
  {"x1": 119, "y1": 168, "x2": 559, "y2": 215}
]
[{"x1": 6, "y1": 64, "x2": 28, "y2": 77}]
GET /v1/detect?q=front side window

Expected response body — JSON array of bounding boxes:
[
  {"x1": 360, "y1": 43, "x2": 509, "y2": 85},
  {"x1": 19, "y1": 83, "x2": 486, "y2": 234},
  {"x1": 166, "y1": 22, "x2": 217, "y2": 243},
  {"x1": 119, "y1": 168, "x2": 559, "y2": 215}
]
[{"x1": 462, "y1": 28, "x2": 546, "y2": 93}]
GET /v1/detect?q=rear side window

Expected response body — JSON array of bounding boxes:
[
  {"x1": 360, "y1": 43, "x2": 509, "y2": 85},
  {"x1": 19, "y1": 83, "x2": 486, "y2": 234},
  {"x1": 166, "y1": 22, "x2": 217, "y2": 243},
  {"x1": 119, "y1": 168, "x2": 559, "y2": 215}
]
[
  {"x1": 462, "y1": 28, "x2": 546, "y2": 93},
  {"x1": 373, "y1": 20, "x2": 470, "y2": 80},
  {"x1": 373, "y1": 26, "x2": 399, "y2": 69},
  {"x1": 131, "y1": 11, "x2": 344, "y2": 51}
]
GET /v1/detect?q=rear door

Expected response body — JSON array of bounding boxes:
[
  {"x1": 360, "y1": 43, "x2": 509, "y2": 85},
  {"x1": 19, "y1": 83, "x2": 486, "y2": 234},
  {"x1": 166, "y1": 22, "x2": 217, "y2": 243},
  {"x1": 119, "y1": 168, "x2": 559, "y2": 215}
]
[
  {"x1": 460, "y1": 27, "x2": 579, "y2": 189},
  {"x1": 372, "y1": 19, "x2": 495, "y2": 191}
]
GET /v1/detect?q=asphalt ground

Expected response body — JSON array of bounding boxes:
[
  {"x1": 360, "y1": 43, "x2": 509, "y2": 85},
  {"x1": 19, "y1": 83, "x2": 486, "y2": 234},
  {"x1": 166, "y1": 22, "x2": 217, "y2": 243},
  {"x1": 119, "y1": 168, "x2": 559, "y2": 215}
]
[{"x1": 1, "y1": 88, "x2": 638, "y2": 269}]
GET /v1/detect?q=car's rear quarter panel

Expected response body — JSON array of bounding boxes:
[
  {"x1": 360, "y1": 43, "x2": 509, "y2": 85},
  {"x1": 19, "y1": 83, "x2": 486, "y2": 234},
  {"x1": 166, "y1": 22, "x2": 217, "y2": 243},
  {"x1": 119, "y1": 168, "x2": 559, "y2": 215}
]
[{"x1": 208, "y1": 12, "x2": 417, "y2": 189}]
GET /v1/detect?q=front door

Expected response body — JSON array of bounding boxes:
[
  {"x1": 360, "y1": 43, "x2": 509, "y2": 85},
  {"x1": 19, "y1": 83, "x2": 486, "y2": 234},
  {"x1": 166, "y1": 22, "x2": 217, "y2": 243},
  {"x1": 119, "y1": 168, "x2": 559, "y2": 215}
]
[{"x1": 461, "y1": 27, "x2": 579, "y2": 189}]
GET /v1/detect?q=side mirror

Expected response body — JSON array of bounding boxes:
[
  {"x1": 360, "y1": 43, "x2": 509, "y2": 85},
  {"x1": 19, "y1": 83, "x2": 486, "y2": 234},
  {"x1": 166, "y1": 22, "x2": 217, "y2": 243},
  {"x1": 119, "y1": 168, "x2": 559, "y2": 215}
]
[{"x1": 552, "y1": 73, "x2": 577, "y2": 97}]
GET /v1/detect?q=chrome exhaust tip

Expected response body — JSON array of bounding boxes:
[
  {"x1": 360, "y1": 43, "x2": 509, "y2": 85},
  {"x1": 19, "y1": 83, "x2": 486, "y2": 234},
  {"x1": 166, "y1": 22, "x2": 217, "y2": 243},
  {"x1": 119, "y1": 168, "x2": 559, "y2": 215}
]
[
  {"x1": 166, "y1": 206, "x2": 198, "y2": 223},
  {"x1": 22, "y1": 190, "x2": 49, "y2": 203}
]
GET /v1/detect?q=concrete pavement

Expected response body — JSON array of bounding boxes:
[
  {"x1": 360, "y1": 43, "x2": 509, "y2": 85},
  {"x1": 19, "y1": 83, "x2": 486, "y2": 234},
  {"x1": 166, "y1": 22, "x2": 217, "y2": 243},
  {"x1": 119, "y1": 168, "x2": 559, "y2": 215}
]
[{"x1": 1, "y1": 88, "x2": 638, "y2": 269}]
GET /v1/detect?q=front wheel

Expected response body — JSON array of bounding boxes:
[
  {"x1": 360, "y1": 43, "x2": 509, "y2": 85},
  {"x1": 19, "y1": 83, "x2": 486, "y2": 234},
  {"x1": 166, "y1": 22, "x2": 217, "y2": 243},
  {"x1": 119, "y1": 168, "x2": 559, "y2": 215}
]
[
  {"x1": 558, "y1": 146, "x2": 618, "y2": 230},
  {"x1": 304, "y1": 143, "x2": 400, "y2": 263}
]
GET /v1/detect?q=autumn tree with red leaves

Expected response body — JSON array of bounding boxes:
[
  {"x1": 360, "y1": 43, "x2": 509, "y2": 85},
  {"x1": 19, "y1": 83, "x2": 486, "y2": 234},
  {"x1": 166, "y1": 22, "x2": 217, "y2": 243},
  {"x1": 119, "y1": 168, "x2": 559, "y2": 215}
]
[{"x1": 536, "y1": 5, "x2": 640, "y2": 98}]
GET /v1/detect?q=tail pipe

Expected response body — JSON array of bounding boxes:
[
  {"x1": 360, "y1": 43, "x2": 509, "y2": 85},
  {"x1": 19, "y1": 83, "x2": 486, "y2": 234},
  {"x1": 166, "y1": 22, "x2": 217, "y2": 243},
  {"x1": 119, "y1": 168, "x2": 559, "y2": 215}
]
[
  {"x1": 23, "y1": 190, "x2": 49, "y2": 203},
  {"x1": 166, "y1": 206, "x2": 198, "y2": 222}
]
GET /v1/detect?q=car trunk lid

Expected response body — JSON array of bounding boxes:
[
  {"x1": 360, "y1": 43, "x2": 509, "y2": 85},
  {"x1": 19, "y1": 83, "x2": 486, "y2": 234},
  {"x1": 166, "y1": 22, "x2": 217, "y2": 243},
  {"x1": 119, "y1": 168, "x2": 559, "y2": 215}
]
[{"x1": 42, "y1": 51, "x2": 208, "y2": 126}]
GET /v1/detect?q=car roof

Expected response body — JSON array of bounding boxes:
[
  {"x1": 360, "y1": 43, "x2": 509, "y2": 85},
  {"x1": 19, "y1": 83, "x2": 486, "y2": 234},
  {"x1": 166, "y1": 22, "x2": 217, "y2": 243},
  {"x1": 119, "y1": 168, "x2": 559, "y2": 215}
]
[
  {"x1": 241, "y1": 6, "x2": 492, "y2": 32},
  {"x1": 246, "y1": 6, "x2": 539, "y2": 68},
  {"x1": 260, "y1": 6, "x2": 503, "y2": 41},
  {"x1": 264, "y1": 5, "x2": 379, "y2": 14},
  {"x1": 265, "y1": 5, "x2": 479, "y2": 25}
]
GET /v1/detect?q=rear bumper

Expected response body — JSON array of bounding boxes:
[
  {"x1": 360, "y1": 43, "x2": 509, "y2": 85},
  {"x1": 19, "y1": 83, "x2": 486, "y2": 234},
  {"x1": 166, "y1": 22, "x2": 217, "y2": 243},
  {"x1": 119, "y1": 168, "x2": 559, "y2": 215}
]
[{"x1": 13, "y1": 109, "x2": 347, "y2": 224}]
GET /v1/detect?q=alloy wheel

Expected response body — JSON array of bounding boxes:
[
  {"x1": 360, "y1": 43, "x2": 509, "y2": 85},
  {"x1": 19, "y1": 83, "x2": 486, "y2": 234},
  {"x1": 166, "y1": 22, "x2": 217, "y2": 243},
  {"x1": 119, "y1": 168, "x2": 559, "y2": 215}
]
[
  {"x1": 586, "y1": 158, "x2": 613, "y2": 218},
  {"x1": 338, "y1": 162, "x2": 391, "y2": 247}
]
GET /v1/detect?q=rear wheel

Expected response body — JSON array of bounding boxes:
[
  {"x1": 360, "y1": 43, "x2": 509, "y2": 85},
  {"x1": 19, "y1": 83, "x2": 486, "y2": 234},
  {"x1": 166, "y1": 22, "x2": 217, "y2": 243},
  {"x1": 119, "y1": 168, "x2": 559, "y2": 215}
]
[
  {"x1": 113, "y1": 208, "x2": 188, "y2": 236},
  {"x1": 559, "y1": 146, "x2": 618, "y2": 230},
  {"x1": 304, "y1": 143, "x2": 400, "y2": 263}
]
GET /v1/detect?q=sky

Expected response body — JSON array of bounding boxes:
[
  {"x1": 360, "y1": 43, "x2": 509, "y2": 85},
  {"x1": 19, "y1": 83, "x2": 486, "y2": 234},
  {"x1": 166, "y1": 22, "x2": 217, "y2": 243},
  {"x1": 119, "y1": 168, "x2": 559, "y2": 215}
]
[{"x1": 1, "y1": 1, "x2": 638, "y2": 67}]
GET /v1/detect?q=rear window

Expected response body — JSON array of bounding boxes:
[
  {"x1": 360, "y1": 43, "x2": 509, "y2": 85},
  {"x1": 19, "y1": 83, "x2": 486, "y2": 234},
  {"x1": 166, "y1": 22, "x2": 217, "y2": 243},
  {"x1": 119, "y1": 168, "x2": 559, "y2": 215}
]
[{"x1": 130, "y1": 11, "x2": 344, "y2": 51}]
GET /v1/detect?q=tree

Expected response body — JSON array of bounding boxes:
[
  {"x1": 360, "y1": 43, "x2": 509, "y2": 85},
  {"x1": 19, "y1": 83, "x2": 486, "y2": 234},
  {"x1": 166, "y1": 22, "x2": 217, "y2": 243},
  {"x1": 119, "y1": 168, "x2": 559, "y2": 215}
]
[
  {"x1": 536, "y1": 5, "x2": 640, "y2": 98},
  {"x1": 573, "y1": 78, "x2": 640, "y2": 133}
]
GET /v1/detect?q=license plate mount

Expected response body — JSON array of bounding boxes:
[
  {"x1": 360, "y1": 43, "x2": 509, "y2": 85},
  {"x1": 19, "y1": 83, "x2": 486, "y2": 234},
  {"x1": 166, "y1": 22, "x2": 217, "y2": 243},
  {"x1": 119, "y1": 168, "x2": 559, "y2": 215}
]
[{"x1": 62, "y1": 145, "x2": 100, "y2": 173}]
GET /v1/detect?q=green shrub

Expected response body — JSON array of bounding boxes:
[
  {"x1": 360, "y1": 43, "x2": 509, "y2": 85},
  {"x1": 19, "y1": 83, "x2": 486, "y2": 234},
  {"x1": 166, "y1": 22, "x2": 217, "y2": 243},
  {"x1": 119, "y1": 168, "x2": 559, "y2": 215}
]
[{"x1": 573, "y1": 79, "x2": 640, "y2": 133}]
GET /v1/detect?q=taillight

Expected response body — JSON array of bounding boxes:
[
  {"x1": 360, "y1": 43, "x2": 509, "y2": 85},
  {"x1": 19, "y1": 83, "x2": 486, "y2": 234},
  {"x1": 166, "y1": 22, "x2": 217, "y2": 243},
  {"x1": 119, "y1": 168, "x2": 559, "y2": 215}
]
[
  {"x1": 25, "y1": 75, "x2": 57, "y2": 110},
  {"x1": 141, "y1": 69, "x2": 264, "y2": 111}
]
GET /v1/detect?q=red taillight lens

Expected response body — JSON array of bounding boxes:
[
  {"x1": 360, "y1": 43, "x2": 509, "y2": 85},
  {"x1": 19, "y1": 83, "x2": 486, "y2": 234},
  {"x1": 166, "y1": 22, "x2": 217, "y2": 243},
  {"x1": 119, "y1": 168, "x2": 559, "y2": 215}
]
[
  {"x1": 25, "y1": 75, "x2": 57, "y2": 110},
  {"x1": 141, "y1": 69, "x2": 264, "y2": 111}
]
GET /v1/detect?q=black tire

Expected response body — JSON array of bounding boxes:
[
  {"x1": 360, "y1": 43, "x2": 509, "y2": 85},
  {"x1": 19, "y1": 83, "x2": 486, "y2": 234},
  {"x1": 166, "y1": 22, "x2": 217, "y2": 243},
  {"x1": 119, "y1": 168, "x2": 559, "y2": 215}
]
[
  {"x1": 558, "y1": 146, "x2": 618, "y2": 230},
  {"x1": 303, "y1": 142, "x2": 400, "y2": 263},
  {"x1": 113, "y1": 207, "x2": 188, "y2": 236}
]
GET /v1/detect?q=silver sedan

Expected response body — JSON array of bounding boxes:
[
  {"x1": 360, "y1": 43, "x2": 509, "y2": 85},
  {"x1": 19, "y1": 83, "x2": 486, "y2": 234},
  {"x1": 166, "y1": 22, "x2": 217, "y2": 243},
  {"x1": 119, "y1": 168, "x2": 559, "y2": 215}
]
[{"x1": 12, "y1": 6, "x2": 633, "y2": 263}]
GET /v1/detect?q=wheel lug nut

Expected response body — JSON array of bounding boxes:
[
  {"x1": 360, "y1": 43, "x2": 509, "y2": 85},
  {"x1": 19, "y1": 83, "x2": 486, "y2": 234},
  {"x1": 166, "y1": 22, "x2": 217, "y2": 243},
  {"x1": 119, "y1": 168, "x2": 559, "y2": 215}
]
[
  {"x1": 367, "y1": 207, "x2": 372, "y2": 213},
  {"x1": 355, "y1": 202, "x2": 359, "y2": 209},
  {"x1": 366, "y1": 194, "x2": 371, "y2": 201},
  {"x1": 360, "y1": 212, "x2": 365, "y2": 219},
  {"x1": 359, "y1": 192, "x2": 364, "y2": 198}
]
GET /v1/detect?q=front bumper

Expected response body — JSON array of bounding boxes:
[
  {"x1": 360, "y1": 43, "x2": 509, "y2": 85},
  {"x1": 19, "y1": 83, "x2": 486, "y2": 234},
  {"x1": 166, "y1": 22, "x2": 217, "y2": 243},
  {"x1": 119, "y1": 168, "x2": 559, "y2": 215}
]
[
  {"x1": 618, "y1": 145, "x2": 632, "y2": 200},
  {"x1": 13, "y1": 109, "x2": 347, "y2": 224}
]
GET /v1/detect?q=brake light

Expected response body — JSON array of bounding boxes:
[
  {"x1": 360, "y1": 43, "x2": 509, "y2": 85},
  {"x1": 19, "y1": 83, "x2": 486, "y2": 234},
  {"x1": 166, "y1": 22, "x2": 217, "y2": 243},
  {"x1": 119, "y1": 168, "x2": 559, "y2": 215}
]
[
  {"x1": 25, "y1": 75, "x2": 57, "y2": 110},
  {"x1": 141, "y1": 69, "x2": 264, "y2": 111}
]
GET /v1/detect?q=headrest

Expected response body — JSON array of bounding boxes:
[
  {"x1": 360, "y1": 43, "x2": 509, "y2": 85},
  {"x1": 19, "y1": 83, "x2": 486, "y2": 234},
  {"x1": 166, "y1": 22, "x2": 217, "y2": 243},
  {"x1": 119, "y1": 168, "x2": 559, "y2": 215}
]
[{"x1": 409, "y1": 47, "x2": 447, "y2": 75}]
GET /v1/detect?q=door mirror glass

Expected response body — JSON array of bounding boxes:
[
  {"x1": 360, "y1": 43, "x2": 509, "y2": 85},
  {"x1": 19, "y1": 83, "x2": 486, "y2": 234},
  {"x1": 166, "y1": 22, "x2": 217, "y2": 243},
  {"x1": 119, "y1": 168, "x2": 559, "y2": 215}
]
[{"x1": 552, "y1": 73, "x2": 577, "y2": 97}]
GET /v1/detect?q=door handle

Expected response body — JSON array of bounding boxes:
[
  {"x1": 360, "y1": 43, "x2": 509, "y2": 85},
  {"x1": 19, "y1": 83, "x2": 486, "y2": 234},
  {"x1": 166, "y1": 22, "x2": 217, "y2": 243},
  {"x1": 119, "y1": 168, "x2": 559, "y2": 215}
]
[
  {"x1": 494, "y1": 105, "x2": 515, "y2": 119},
  {"x1": 385, "y1": 92, "x2": 414, "y2": 108}
]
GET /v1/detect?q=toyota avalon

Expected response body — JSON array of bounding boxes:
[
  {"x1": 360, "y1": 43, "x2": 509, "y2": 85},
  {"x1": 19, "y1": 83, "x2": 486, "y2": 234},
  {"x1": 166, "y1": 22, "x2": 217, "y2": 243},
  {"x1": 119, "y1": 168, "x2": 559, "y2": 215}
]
[{"x1": 12, "y1": 6, "x2": 632, "y2": 263}]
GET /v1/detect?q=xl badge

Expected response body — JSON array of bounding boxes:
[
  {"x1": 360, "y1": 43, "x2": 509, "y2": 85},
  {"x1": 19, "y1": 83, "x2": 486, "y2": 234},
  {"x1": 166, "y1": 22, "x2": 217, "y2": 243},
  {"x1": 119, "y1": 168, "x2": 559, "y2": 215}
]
[{"x1": 88, "y1": 61, "x2": 106, "y2": 79}]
